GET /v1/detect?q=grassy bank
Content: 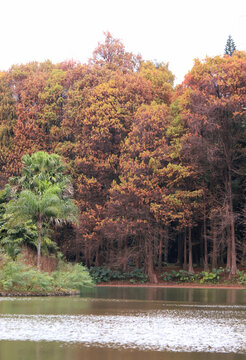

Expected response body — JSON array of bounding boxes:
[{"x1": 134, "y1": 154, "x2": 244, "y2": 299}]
[{"x1": 0, "y1": 254, "x2": 93, "y2": 296}]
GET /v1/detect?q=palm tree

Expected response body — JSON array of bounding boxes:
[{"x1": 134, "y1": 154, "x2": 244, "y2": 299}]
[
  {"x1": 5, "y1": 182, "x2": 78, "y2": 269},
  {"x1": 6, "y1": 151, "x2": 78, "y2": 269},
  {"x1": 13, "y1": 151, "x2": 69, "y2": 191}
]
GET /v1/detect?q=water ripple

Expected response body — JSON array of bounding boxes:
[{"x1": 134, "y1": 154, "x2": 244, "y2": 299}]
[{"x1": 0, "y1": 309, "x2": 245, "y2": 353}]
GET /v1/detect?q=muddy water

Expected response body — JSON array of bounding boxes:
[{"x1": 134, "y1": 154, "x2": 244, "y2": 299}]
[{"x1": 0, "y1": 287, "x2": 245, "y2": 360}]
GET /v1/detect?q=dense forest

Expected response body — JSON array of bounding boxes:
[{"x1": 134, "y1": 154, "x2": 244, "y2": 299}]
[{"x1": 0, "y1": 33, "x2": 245, "y2": 282}]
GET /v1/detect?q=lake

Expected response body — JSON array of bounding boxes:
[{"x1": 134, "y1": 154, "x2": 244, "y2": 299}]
[{"x1": 0, "y1": 287, "x2": 245, "y2": 360}]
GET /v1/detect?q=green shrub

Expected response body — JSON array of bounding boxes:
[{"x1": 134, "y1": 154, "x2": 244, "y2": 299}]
[
  {"x1": 0, "y1": 255, "x2": 93, "y2": 293},
  {"x1": 89, "y1": 267, "x2": 112, "y2": 283},
  {"x1": 161, "y1": 271, "x2": 174, "y2": 282},
  {"x1": 27, "y1": 270, "x2": 54, "y2": 292},
  {"x1": 127, "y1": 268, "x2": 148, "y2": 283},
  {"x1": 0, "y1": 258, "x2": 54, "y2": 292},
  {"x1": 161, "y1": 269, "x2": 196, "y2": 283},
  {"x1": 200, "y1": 268, "x2": 226, "y2": 284},
  {"x1": 161, "y1": 267, "x2": 230, "y2": 284},
  {"x1": 176, "y1": 270, "x2": 195, "y2": 282},
  {"x1": 52, "y1": 263, "x2": 93, "y2": 290},
  {"x1": 236, "y1": 270, "x2": 246, "y2": 285},
  {"x1": 89, "y1": 266, "x2": 148, "y2": 284}
]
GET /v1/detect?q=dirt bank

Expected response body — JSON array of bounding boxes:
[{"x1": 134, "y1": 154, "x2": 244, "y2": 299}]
[
  {"x1": 0, "y1": 289, "x2": 80, "y2": 297},
  {"x1": 96, "y1": 283, "x2": 245, "y2": 290}
]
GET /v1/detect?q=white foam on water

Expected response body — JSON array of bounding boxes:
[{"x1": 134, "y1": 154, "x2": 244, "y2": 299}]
[{"x1": 0, "y1": 309, "x2": 245, "y2": 353}]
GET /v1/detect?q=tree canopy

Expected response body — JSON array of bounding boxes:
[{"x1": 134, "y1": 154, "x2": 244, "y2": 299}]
[{"x1": 0, "y1": 33, "x2": 245, "y2": 280}]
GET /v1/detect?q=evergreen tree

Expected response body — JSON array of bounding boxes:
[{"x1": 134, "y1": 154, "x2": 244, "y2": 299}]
[
  {"x1": 224, "y1": 35, "x2": 236, "y2": 56},
  {"x1": 5, "y1": 152, "x2": 79, "y2": 269}
]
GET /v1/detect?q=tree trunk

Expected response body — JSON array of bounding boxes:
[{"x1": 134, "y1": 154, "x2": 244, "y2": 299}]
[
  {"x1": 203, "y1": 213, "x2": 209, "y2": 271},
  {"x1": 200, "y1": 225, "x2": 204, "y2": 267},
  {"x1": 163, "y1": 227, "x2": 168, "y2": 263},
  {"x1": 177, "y1": 232, "x2": 183, "y2": 266},
  {"x1": 146, "y1": 232, "x2": 157, "y2": 284},
  {"x1": 118, "y1": 236, "x2": 124, "y2": 270},
  {"x1": 188, "y1": 225, "x2": 193, "y2": 273},
  {"x1": 212, "y1": 218, "x2": 217, "y2": 269},
  {"x1": 123, "y1": 238, "x2": 128, "y2": 272},
  {"x1": 183, "y1": 229, "x2": 187, "y2": 270},
  {"x1": 158, "y1": 236, "x2": 163, "y2": 269},
  {"x1": 37, "y1": 218, "x2": 42, "y2": 270},
  {"x1": 95, "y1": 247, "x2": 99, "y2": 266},
  {"x1": 109, "y1": 239, "x2": 114, "y2": 268},
  {"x1": 228, "y1": 171, "x2": 237, "y2": 275},
  {"x1": 226, "y1": 204, "x2": 231, "y2": 269},
  {"x1": 75, "y1": 227, "x2": 80, "y2": 263},
  {"x1": 84, "y1": 244, "x2": 89, "y2": 267},
  {"x1": 136, "y1": 236, "x2": 141, "y2": 268}
]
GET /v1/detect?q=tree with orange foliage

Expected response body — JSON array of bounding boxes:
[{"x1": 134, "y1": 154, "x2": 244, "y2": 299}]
[
  {"x1": 91, "y1": 31, "x2": 141, "y2": 73},
  {"x1": 179, "y1": 51, "x2": 246, "y2": 274},
  {"x1": 104, "y1": 102, "x2": 201, "y2": 281}
]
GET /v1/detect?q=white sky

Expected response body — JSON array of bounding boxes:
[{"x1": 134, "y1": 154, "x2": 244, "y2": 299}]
[{"x1": 0, "y1": 0, "x2": 245, "y2": 84}]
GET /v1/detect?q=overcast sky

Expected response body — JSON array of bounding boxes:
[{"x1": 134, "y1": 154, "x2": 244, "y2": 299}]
[{"x1": 1, "y1": 0, "x2": 245, "y2": 84}]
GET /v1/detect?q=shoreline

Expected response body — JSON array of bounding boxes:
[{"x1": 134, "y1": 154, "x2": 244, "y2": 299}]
[
  {"x1": 0, "y1": 290, "x2": 80, "y2": 297},
  {"x1": 96, "y1": 283, "x2": 245, "y2": 290},
  {"x1": 0, "y1": 283, "x2": 245, "y2": 297}
]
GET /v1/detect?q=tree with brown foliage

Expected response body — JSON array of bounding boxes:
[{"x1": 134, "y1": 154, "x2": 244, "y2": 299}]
[{"x1": 179, "y1": 52, "x2": 246, "y2": 274}]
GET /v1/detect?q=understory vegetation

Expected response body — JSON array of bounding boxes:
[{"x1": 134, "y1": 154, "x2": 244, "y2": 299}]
[
  {"x1": 88, "y1": 265, "x2": 246, "y2": 285},
  {"x1": 161, "y1": 268, "x2": 246, "y2": 285},
  {"x1": 89, "y1": 266, "x2": 148, "y2": 284},
  {"x1": 0, "y1": 253, "x2": 93, "y2": 294}
]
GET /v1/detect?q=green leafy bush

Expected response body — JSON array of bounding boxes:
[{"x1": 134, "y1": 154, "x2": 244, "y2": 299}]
[
  {"x1": 52, "y1": 263, "x2": 93, "y2": 290},
  {"x1": 161, "y1": 270, "x2": 196, "y2": 283},
  {"x1": 161, "y1": 268, "x2": 229, "y2": 284},
  {"x1": 200, "y1": 268, "x2": 226, "y2": 284},
  {"x1": 236, "y1": 270, "x2": 246, "y2": 285},
  {"x1": 160, "y1": 271, "x2": 173, "y2": 282},
  {"x1": 0, "y1": 254, "x2": 93, "y2": 294},
  {"x1": 0, "y1": 257, "x2": 54, "y2": 292},
  {"x1": 89, "y1": 266, "x2": 148, "y2": 284},
  {"x1": 89, "y1": 267, "x2": 112, "y2": 283},
  {"x1": 128, "y1": 268, "x2": 148, "y2": 283}
]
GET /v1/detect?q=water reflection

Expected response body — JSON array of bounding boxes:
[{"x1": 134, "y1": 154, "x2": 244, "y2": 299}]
[
  {"x1": 0, "y1": 288, "x2": 245, "y2": 360},
  {"x1": 80, "y1": 286, "x2": 246, "y2": 305},
  {"x1": 0, "y1": 342, "x2": 246, "y2": 360}
]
